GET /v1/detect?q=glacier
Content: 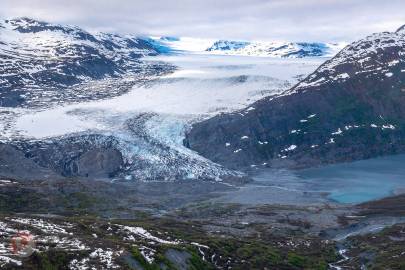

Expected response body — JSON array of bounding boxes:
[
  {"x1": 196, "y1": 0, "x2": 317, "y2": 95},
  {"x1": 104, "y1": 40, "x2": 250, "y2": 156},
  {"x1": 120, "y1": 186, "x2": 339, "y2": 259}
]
[
  {"x1": 0, "y1": 54, "x2": 325, "y2": 181},
  {"x1": 0, "y1": 18, "x2": 340, "y2": 182},
  {"x1": 147, "y1": 36, "x2": 346, "y2": 58}
]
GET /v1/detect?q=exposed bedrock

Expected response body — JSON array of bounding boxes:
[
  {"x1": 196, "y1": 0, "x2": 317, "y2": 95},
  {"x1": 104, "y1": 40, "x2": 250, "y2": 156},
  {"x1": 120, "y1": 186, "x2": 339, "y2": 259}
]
[{"x1": 0, "y1": 135, "x2": 124, "y2": 180}]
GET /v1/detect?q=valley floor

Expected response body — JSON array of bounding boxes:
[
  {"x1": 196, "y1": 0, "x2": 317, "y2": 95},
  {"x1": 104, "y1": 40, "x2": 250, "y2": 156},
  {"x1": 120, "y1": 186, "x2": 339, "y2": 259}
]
[{"x1": 1, "y1": 157, "x2": 405, "y2": 269}]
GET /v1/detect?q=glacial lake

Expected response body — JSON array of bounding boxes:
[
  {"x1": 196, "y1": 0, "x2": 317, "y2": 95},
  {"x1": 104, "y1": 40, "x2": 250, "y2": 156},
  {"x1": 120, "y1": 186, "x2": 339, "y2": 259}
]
[{"x1": 216, "y1": 155, "x2": 405, "y2": 205}]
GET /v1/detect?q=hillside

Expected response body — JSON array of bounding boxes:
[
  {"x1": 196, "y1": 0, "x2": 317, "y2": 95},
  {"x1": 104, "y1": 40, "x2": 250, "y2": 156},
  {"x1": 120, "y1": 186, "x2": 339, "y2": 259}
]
[
  {"x1": 0, "y1": 18, "x2": 170, "y2": 108},
  {"x1": 185, "y1": 26, "x2": 405, "y2": 169}
]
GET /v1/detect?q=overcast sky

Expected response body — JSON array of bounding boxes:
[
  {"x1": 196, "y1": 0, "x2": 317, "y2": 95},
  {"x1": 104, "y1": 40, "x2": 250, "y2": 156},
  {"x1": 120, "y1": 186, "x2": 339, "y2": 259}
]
[{"x1": 1, "y1": 0, "x2": 404, "y2": 42}]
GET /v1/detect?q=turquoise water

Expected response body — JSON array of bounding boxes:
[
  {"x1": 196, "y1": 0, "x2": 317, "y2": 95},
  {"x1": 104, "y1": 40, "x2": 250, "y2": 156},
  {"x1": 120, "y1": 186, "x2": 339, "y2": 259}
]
[
  {"x1": 280, "y1": 155, "x2": 405, "y2": 204},
  {"x1": 297, "y1": 155, "x2": 405, "y2": 203},
  {"x1": 219, "y1": 155, "x2": 405, "y2": 205},
  {"x1": 216, "y1": 155, "x2": 405, "y2": 205}
]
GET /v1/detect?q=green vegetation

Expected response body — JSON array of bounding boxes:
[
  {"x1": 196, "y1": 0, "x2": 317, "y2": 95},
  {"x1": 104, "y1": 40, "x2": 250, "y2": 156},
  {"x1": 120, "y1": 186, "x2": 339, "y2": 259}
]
[
  {"x1": 0, "y1": 191, "x2": 339, "y2": 270},
  {"x1": 345, "y1": 224, "x2": 405, "y2": 269},
  {"x1": 287, "y1": 252, "x2": 306, "y2": 268},
  {"x1": 0, "y1": 189, "x2": 45, "y2": 213},
  {"x1": 21, "y1": 250, "x2": 85, "y2": 270},
  {"x1": 131, "y1": 247, "x2": 160, "y2": 270},
  {"x1": 185, "y1": 247, "x2": 215, "y2": 270}
]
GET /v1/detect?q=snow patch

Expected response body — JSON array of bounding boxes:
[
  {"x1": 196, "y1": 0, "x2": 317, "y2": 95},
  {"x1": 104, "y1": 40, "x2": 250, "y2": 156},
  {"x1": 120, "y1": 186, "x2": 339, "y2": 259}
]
[
  {"x1": 331, "y1": 128, "x2": 343, "y2": 135},
  {"x1": 284, "y1": 145, "x2": 297, "y2": 151}
]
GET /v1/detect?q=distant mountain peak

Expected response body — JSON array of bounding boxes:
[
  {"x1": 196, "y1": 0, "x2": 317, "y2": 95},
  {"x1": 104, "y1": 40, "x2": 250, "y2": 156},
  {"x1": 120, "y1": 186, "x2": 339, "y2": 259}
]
[
  {"x1": 0, "y1": 17, "x2": 163, "y2": 108},
  {"x1": 4, "y1": 17, "x2": 89, "y2": 36},
  {"x1": 147, "y1": 36, "x2": 346, "y2": 58},
  {"x1": 7, "y1": 17, "x2": 52, "y2": 29},
  {"x1": 292, "y1": 29, "x2": 405, "y2": 92},
  {"x1": 6, "y1": 17, "x2": 44, "y2": 25},
  {"x1": 206, "y1": 40, "x2": 250, "y2": 51},
  {"x1": 205, "y1": 39, "x2": 345, "y2": 58}
]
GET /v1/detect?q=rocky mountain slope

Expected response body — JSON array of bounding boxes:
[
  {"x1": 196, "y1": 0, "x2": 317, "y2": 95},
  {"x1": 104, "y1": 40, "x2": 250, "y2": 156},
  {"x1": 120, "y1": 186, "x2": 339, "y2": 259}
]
[
  {"x1": 0, "y1": 129, "x2": 244, "y2": 183},
  {"x1": 0, "y1": 17, "x2": 171, "y2": 108},
  {"x1": 185, "y1": 25, "x2": 405, "y2": 169}
]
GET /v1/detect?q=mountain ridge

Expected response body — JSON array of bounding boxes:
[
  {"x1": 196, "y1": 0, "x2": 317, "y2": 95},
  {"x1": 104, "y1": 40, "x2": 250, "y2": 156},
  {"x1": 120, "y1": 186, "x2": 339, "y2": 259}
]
[
  {"x1": 184, "y1": 26, "x2": 405, "y2": 169},
  {"x1": 205, "y1": 39, "x2": 345, "y2": 58},
  {"x1": 148, "y1": 36, "x2": 345, "y2": 58},
  {"x1": 0, "y1": 17, "x2": 170, "y2": 108}
]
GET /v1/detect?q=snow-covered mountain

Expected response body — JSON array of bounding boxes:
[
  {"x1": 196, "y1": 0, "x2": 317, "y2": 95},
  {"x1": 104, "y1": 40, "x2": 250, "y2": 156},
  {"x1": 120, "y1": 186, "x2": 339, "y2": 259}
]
[
  {"x1": 0, "y1": 17, "x2": 171, "y2": 108},
  {"x1": 206, "y1": 40, "x2": 345, "y2": 58},
  {"x1": 148, "y1": 36, "x2": 346, "y2": 58},
  {"x1": 206, "y1": 40, "x2": 250, "y2": 51},
  {"x1": 292, "y1": 25, "x2": 405, "y2": 92},
  {"x1": 185, "y1": 26, "x2": 405, "y2": 169}
]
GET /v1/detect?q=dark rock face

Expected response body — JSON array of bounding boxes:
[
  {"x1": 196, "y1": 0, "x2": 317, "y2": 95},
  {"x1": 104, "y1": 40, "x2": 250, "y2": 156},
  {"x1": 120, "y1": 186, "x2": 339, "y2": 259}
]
[
  {"x1": 67, "y1": 148, "x2": 123, "y2": 178},
  {"x1": 185, "y1": 29, "x2": 405, "y2": 169},
  {"x1": 164, "y1": 249, "x2": 192, "y2": 270},
  {"x1": 1, "y1": 135, "x2": 125, "y2": 180},
  {"x1": 0, "y1": 144, "x2": 58, "y2": 180}
]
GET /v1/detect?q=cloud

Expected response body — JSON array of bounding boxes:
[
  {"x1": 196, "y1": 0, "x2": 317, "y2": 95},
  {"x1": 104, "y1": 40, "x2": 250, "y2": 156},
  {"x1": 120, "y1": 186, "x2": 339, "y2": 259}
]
[{"x1": 1, "y1": 0, "x2": 404, "y2": 42}]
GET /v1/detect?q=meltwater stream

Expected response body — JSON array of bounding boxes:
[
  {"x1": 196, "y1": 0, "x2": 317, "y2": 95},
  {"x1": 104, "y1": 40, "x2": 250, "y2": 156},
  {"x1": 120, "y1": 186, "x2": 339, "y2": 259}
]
[{"x1": 216, "y1": 154, "x2": 405, "y2": 205}]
